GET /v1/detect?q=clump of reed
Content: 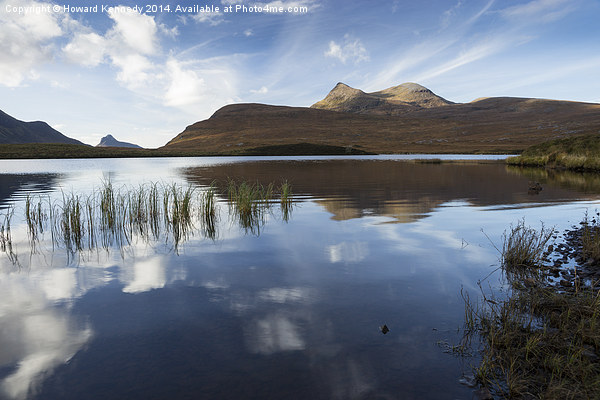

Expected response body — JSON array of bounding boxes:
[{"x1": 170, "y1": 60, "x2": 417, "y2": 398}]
[
  {"x1": 9, "y1": 178, "x2": 294, "y2": 260},
  {"x1": 279, "y1": 180, "x2": 293, "y2": 222},
  {"x1": 200, "y1": 182, "x2": 218, "y2": 240},
  {"x1": 460, "y1": 220, "x2": 600, "y2": 399},
  {"x1": 580, "y1": 211, "x2": 600, "y2": 262},
  {"x1": 225, "y1": 179, "x2": 275, "y2": 233},
  {"x1": 0, "y1": 207, "x2": 19, "y2": 265},
  {"x1": 501, "y1": 219, "x2": 554, "y2": 271}
]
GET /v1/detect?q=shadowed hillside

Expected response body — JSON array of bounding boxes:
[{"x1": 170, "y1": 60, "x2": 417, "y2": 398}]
[{"x1": 0, "y1": 110, "x2": 85, "y2": 145}]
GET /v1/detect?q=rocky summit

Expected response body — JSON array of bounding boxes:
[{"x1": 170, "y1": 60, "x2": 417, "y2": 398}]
[{"x1": 310, "y1": 82, "x2": 452, "y2": 114}]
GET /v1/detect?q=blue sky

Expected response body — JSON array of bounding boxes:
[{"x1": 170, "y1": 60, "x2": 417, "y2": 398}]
[{"x1": 1, "y1": 0, "x2": 599, "y2": 148}]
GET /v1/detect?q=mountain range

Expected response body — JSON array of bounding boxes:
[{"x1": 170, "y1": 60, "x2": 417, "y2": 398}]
[
  {"x1": 163, "y1": 82, "x2": 600, "y2": 154},
  {"x1": 3, "y1": 82, "x2": 600, "y2": 155}
]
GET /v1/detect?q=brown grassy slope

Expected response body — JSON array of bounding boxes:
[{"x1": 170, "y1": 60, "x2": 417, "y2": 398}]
[{"x1": 163, "y1": 98, "x2": 600, "y2": 154}]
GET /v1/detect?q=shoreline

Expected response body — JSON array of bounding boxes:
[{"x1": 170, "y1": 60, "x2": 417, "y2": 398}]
[
  {"x1": 0, "y1": 143, "x2": 516, "y2": 160},
  {"x1": 463, "y1": 218, "x2": 600, "y2": 398}
]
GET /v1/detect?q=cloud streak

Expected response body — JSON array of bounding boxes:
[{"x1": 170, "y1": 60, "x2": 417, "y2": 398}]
[{"x1": 325, "y1": 35, "x2": 369, "y2": 64}]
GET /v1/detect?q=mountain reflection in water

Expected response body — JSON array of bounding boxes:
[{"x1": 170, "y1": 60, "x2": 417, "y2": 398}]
[{"x1": 183, "y1": 160, "x2": 597, "y2": 223}]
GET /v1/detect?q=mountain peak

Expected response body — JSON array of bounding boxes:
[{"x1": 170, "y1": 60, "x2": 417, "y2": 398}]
[
  {"x1": 96, "y1": 134, "x2": 142, "y2": 148},
  {"x1": 311, "y1": 82, "x2": 452, "y2": 114},
  {"x1": 326, "y1": 82, "x2": 365, "y2": 99},
  {"x1": 371, "y1": 82, "x2": 453, "y2": 107}
]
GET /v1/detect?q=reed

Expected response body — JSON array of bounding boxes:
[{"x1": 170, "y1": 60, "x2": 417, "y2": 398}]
[
  {"x1": 580, "y1": 211, "x2": 600, "y2": 262},
  {"x1": 0, "y1": 207, "x2": 19, "y2": 266},
  {"x1": 279, "y1": 180, "x2": 293, "y2": 222},
  {"x1": 200, "y1": 182, "x2": 218, "y2": 240},
  {"x1": 501, "y1": 219, "x2": 553, "y2": 271},
  {"x1": 4, "y1": 178, "x2": 293, "y2": 260}
]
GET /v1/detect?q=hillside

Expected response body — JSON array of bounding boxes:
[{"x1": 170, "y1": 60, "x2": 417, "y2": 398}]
[
  {"x1": 163, "y1": 86, "x2": 600, "y2": 154},
  {"x1": 97, "y1": 134, "x2": 142, "y2": 148},
  {"x1": 0, "y1": 109, "x2": 85, "y2": 145}
]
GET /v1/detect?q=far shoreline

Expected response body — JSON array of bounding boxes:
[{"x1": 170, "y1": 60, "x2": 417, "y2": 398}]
[{"x1": 0, "y1": 143, "x2": 516, "y2": 160}]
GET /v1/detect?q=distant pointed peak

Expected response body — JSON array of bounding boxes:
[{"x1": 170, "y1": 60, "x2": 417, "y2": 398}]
[
  {"x1": 96, "y1": 134, "x2": 142, "y2": 148},
  {"x1": 326, "y1": 82, "x2": 364, "y2": 97},
  {"x1": 334, "y1": 82, "x2": 353, "y2": 89}
]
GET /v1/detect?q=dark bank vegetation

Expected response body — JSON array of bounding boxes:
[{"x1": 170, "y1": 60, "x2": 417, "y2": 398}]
[
  {"x1": 507, "y1": 134, "x2": 600, "y2": 171},
  {"x1": 0, "y1": 142, "x2": 374, "y2": 159},
  {"x1": 461, "y1": 219, "x2": 600, "y2": 399}
]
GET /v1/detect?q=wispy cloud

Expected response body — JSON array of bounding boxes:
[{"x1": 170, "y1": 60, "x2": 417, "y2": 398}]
[
  {"x1": 325, "y1": 34, "x2": 369, "y2": 64},
  {"x1": 500, "y1": 0, "x2": 575, "y2": 22},
  {"x1": 192, "y1": 10, "x2": 225, "y2": 26},
  {"x1": 250, "y1": 86, "x2": 269, "y2": 94},
  {"x1": 414, "y1": 39, "x2": 507, "y2": 82}
]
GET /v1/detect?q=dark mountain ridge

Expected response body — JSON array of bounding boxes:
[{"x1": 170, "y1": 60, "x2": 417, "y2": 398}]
[{"x1": 0, "y1": 109, "x2": 85, "y2": 145}]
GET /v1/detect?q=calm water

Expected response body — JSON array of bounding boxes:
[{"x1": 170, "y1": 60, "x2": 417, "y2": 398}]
[{"x1": 0, "y1": 156, "x2": 599, "y2": 400}]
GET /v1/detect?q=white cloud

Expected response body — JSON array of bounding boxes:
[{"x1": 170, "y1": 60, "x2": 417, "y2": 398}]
[
  {"x1": 162, "y1": 57, "x2": 238, "y2": 115},
  {"x1": 62, "y1": 7, "x2": 161, "y2": 89},
  {"x1": 0, "y1": 0, "x2": 64, "y2": 86},
  {"x1": 250, "y1": 86, "x2": 268, "y2": 94},
  {"x1": 192, "y1": 10, "x2": 225, "y2": 26},
  {"x1": 106, "y1": 7, "x2": 158, "y2": 55},
  {"x1": 244, "y1": 28, "x2": 253, "y2": 36},
  {"x1": 164, "y1": 59, "x2": 207, "y2": 107},
  {"x1": 63, "y1": 32, "x2": 106, "y2": 66},
  {"x1": 325, "y1": 35, "x2": 369, "y2": 64},
  {"x1": 111, "y1": 53, "x2": 154, "y2": 88}
]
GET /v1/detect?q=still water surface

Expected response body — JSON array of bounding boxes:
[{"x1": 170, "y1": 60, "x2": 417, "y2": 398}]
[{"x1": 0, "y1": 156, "x2": 599, "y2": 399}]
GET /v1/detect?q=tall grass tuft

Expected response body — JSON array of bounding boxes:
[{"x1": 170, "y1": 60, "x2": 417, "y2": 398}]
[
  {"x1": 0, "y1": 207, "x2": 19, "y2": 265},
  {"x1": 501, "y1": 219, "x2": 553, "y2": 270},
  {"x1": 580, "y1": 211, "x2": 600, "y2": 262},
  {"x1": 200, "y1": 182, "x2": 218, "y2": 240},
  {"x1": 279, "y1": 180, "x2": 293, "y2": 222},
  {"x1": 7, "y1": 178, "x2": 293, "y2": 260},
  {"x1": 226, "y1": 179, "x2": 268, "y2": 234}
]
